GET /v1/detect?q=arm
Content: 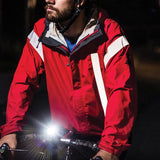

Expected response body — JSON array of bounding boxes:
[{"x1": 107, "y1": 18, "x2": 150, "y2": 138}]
[
  {"x1": 0, "y1": 34, "x2": 44, "y2": 138},
  {"x1": 96, "y1": 19, "x2": 138, "y2": 159},
  {"x1": 98, "y1": 42, "x2": 137, "y2": 158}
]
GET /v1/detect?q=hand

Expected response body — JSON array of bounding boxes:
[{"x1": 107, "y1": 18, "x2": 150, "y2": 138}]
[
  {"x1": 92, "y1": 149, "x2": 119, "y2": 160},
  {"x1": 0, "y1": 133, "x2": 17, "y2": 159}
]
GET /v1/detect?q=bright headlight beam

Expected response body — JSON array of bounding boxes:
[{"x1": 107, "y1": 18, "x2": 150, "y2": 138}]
[{"x1": 46, "y1": 124, "x2": 60, "y2": 138}]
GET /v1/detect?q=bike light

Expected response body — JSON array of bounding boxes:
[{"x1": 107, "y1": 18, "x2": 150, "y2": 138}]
[
  {"x1": 46, "y1": 124, "x2": 59, "y2": 137},
  {"x1": 42, "y1": 123, "x2": 61, "y2": 141}
]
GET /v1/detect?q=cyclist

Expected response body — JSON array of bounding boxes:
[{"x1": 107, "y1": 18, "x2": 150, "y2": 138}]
[{"x1": 0, "y1": 0, "x2": 137, "y2": 159}]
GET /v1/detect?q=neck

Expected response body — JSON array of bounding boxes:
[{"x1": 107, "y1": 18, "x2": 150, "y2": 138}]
[{"x1": 58, "y1": 9, "x2": 87, "y2": 42}]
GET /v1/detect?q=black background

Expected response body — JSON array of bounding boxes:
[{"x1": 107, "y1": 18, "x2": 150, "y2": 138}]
[{"x1": 0, "y1": 0, "x2": 160, "y2": 159}]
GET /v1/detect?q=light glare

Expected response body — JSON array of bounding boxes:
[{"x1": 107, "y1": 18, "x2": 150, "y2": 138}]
[{"x1": 46, "y1": 124, "x2": 59, "y2": 138}]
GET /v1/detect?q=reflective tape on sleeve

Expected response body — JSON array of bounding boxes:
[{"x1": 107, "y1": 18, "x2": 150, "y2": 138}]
[{"x1": 104, "y1": 36, "x2": 129, "y2": 67}]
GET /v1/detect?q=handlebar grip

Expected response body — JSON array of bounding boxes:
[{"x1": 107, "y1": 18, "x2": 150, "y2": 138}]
[{"x1": 0, "y1": 143, "x2": 10, "y2": 154}]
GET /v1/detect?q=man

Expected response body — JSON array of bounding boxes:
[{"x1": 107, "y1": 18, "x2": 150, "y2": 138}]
[{"x1": 0, "y1": 0, "x2": 137, "y2": 159}]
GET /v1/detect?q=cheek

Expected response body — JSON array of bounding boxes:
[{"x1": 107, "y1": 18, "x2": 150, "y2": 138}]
[{"x1": 58, "y1": 0, "x2": 72, "y2": 9}]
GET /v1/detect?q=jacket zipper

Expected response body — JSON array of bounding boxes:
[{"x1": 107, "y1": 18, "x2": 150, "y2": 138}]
[{"x1": 67, "y1": 54, "x2": 71, "y2": 66}]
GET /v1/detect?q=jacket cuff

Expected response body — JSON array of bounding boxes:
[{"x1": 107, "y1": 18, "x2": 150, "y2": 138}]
[
  {"x1": 98, "y1": 137, "x2": 130, "y2": 157},
  {"x1": 0, "y1": 123, "x2": 22, "y2": 138}
]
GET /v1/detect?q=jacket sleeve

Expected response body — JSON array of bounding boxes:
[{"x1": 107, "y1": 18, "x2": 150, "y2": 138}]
[
  {"x1": 98, "y1": 21, "x2": 138, "y2": 156},
  {"x1": 0, "y1": 32, "x2": 44, "y2": 137}
]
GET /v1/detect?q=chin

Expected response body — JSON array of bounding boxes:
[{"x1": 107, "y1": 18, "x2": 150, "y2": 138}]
[{"x1": 46, "y1": 13, "x2": 54, "y2": 21}]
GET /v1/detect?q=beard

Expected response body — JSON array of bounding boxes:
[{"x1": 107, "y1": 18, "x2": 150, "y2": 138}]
[{"x1": 45, "y1": 3, "x2": 77, "y2": 23}]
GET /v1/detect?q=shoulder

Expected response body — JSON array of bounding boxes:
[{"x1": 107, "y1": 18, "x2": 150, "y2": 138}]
[{"x1": 99, "y1": 9, "x2": 124, "y2": 40}]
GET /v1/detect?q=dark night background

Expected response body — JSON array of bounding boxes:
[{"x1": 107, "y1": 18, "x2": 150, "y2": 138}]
[{"x1": 0, "y1": 0, "x2": 160, "y2": 159}]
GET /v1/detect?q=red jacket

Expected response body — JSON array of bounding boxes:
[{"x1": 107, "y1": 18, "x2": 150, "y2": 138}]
[{"x1": 0, "y1": 9, "x2": 137, "y2": 156}]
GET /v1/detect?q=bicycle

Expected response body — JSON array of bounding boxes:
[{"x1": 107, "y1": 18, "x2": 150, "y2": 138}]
[{"x1": 0, "y1": 124, "x2": 102, "y2": 160}]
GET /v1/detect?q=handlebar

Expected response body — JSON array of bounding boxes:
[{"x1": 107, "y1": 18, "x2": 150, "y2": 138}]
[
  {"x1": 60, "y1": 138, "x2": 99, "y2": 151},
  {"x1": 0, "y1": 136, "x2": 101, "y2": 160},
  {"x1": 0, "y1": 126, "x2": 102, "y2": 160},
  {"x1": 0, "y1": 138, "x2": 99, "y2": 153}
]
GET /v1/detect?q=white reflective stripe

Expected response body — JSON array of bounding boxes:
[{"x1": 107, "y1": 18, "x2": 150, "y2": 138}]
[
  {"x1": 28, "y1": 30, "x2": 44, "y2": 61},
  {"x1": 104, "y1": 36, "x2": 129, "y2": 67},
  {"x1": 91, "y1": 53, "x2": 108, "y2": 116}
]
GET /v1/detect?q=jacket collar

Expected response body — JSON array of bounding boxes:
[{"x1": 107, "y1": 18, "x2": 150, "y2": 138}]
[{"x1": 41, "y1": 8, "x2": 104, "y2": 52}]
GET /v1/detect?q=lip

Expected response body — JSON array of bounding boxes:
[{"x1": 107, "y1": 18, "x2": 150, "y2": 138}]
[
  {"x1": 46, "y1": 6, "x2": 57, "y2": 12},
  {"x1": 47, "y1": 7, "x2": 54, "y2": 12}
]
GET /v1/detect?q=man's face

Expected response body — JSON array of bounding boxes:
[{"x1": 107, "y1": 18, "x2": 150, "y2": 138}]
[{"x1": 45, "y1": 0, "x2": 77, "y2": 23}]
